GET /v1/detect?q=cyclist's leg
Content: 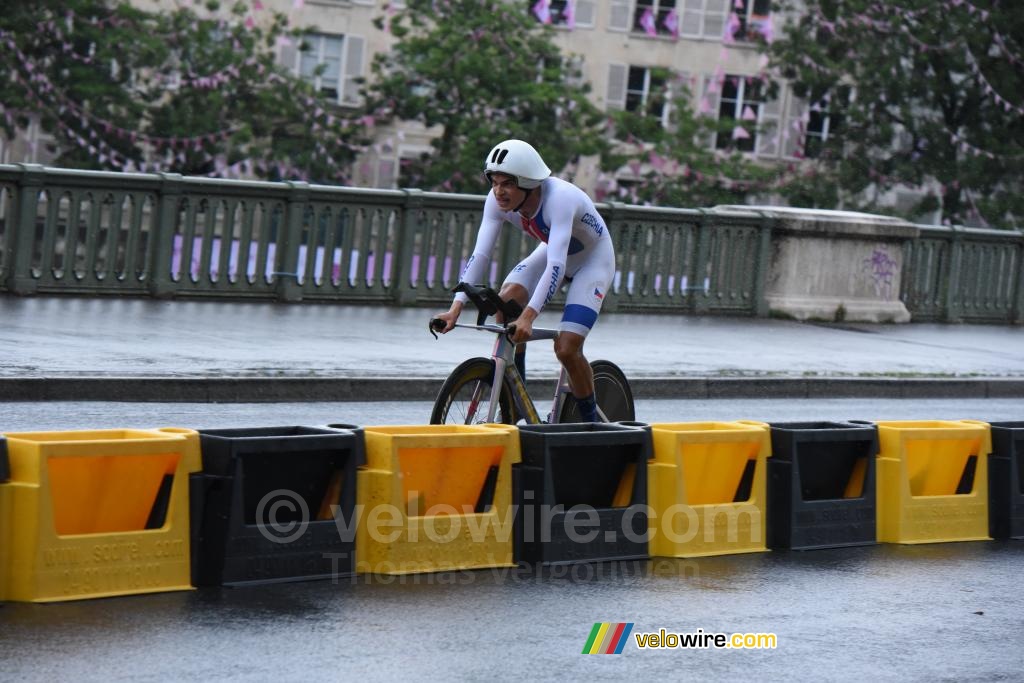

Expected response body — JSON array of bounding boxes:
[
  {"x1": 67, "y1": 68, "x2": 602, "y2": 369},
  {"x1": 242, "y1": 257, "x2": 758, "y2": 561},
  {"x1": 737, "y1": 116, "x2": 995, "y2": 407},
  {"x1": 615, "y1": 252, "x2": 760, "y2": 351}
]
[
  {"x1": 500, "y1": 245, "x2": 547, "y2": 379},
  {"x1": 499, "y1": 244, "x2": 546, "y2": 313},
  {"x1": 555, "y1": 241, "x2": 614, "y2": 421}
]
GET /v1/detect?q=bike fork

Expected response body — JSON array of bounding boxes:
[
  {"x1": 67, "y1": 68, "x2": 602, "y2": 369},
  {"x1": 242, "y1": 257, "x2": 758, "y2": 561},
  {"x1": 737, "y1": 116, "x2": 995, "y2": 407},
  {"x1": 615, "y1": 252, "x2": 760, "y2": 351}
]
[{"x1": 483, "y1": 356, "x2": 507, "y2": 423}]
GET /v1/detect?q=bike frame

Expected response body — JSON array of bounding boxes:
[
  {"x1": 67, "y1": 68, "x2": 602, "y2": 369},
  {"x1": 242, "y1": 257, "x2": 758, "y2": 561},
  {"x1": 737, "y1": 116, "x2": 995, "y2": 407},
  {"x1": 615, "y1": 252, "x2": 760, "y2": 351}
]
[{"x1": 450, "y1": 322, "x2": 567, "y2": 424}]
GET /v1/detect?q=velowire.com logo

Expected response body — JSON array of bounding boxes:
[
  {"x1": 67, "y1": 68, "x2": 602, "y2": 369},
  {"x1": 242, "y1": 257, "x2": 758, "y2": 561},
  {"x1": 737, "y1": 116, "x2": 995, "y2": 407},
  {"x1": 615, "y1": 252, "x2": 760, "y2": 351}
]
[{"x1": 582, "y1": 622, "x2": 634, "y2": 655}]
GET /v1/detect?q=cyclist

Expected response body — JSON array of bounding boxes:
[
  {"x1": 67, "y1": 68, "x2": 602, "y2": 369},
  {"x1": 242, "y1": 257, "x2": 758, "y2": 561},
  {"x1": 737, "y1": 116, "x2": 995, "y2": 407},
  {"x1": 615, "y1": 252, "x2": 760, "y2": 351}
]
[{"x1": 432, "y1": 139, "x2": 615, "y2": 422}]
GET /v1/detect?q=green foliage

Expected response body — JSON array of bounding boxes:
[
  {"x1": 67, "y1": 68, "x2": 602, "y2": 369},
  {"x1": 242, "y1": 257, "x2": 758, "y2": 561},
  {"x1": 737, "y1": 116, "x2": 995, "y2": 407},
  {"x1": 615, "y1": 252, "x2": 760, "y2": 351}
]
[
  {"x1": 364, "y1": 0, "x2": 607, "y2": 192},
  {"x1": 768, "y1": 0, "x2": 1024, "y2": 227},
  {"x1": 0, "y1": 0, "x2": 367, "y2": 182}
]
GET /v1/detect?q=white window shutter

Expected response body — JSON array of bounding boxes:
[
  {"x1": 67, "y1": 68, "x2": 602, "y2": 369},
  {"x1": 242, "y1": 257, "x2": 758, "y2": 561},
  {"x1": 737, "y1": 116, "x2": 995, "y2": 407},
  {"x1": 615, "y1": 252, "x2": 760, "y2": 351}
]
[
  {"x1": 342, "y1": 35, "x2": 365, "y2": 107},
  {"x1": 608, "y1": 0, "x2": 632, "y2": 32},
  {"x1": 700, "y1": 75, "x2": 723, "y2": 149},
  {"x1": 574, "y1": 0, "x2": 597, "y2": 27},
  {"x1": 279, "y1": 37, "x2": 298, "y2": 74},
  {"x1": 377, "y1": 159, "x2": 396, "y2": 188},
  {"x1": 606, "y1": 63, "x2": 628, "y2": 110},
  {"x1": 681, "y1": 0, "x2": 703, "y2": 37},
  {"x1": 783, "y1": 95, "x2": 808, "y2": 158},
  {"x1": 755, "y1": 83, "x2": 782, "y2": 158},
  {"x1": 703, "y1": 0, "x2": 728, "y2": 38}
]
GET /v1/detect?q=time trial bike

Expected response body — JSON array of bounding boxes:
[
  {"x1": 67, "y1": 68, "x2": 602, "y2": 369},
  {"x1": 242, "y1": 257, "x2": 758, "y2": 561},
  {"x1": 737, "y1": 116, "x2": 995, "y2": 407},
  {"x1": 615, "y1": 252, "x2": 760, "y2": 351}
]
[{"x1": 428, "y1": 282, "x2": 635, "y2": 425}]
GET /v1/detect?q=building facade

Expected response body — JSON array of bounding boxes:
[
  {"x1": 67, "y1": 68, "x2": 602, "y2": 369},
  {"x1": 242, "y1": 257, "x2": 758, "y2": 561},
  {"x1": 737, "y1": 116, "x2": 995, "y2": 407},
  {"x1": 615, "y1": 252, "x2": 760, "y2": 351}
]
[{"x1": 7, "y1": 0, "x2": 837, "y2": 200}]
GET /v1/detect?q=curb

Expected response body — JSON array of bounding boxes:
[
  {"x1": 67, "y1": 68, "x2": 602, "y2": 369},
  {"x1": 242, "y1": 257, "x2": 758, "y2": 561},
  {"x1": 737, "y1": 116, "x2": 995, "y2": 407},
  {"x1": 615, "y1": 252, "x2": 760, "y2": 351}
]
[{"x1": 1, "y1": 376, "x2": 1023, "y2": 402}]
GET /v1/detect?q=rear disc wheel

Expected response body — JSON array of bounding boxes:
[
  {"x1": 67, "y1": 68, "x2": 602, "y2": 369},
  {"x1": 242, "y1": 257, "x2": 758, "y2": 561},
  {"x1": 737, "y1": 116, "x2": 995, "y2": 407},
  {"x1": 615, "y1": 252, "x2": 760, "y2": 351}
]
[{"x1": 560, "y1": 359, "x2": 635, "y2": 423}]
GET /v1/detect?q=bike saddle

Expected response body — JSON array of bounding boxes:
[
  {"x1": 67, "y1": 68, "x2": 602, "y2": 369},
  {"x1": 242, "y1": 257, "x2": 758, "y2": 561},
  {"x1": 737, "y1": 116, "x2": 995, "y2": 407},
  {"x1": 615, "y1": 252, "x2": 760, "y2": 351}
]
[{"x1": 453, "y1": 283, "x2": 523, "y2": 326}]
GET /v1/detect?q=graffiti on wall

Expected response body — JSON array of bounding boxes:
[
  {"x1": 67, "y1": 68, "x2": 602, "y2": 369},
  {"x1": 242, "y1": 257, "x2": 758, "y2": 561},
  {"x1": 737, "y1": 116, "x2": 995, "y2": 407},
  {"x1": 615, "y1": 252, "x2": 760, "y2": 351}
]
[{"x1": 863, "y1": 247, "x2": 898, "y2": 300}]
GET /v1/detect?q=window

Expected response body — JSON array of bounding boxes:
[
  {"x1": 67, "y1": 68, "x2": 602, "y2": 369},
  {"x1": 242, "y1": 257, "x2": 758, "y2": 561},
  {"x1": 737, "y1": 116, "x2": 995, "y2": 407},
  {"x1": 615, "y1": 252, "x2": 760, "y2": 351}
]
[
  {"x1": 716, "y1": 75, "x2": 763, "y2": 152},
  {"x1": 606, "y1": 64, "x2": 671, "y2": 124},
  {"x1": 529, "y1": 0, "x2": 596, "y2": 27},
  {"x1": 731, "y1": 0, "x2": 772, "y2": 42},
  {"x1": 549, "y1": 0, "x2": 572, "y2": 25},
  {"x1": 289, "y1": 32, "x2": 365, "y2": 107},
  {"x1": 564, "y1": 55, "x2": 586, "y2": 88},
  {"x1": 633, "y1": 0, "x2": 678, "y2": 36},
  {"x1": 804, "y1": 86, "x2": 851, "y2": 158},
  {"x1": 680, "y1": 0, "x2": 729, "y2": 39},
  {"x1": 626, "y1": 66, "x2": 667, "y2": 118}
]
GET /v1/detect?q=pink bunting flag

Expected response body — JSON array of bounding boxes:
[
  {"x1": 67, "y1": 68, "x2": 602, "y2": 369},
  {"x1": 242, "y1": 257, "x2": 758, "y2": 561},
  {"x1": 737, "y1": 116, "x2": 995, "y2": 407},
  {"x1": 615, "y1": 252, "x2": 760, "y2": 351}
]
[
  {"x1": 735, "y1": 0, "x2": 744, "y2": 7},
  {"x1": 532, "y1": 0, "x2": 551, "y2": 24},
  {"x1": 639, "y1": 7, "x2": 657, "y2": 36},
  {"x1": 732, "y1": 126, "x2": 750, "y2": 140},
  {"x1": 663, "y1": 7, "x2": 679, "y2": 37},
  {"x1": 742, "y1": 105, "x2": 757, "y2": 120},
  {"x1": 725, "y1": 12, "x2": 741, "y2": 42},
  {"x1": 293, "y1": 0, "x2": 304, "y2": 9},
  {"x1": 564, "y1": 0, "x2": 575, "y2": 29},
  {"x1": 699, "y1": 97, "x2": 714, "y2": 114},
  {"x1": 253, "y1": 0, "x2": 264, "y2": 9}
]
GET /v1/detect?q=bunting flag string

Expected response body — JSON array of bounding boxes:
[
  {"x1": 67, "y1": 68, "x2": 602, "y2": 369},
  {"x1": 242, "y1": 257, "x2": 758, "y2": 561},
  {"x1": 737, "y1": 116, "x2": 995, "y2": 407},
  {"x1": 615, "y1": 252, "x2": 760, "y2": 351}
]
[
  {"x1": 992, "y1": 30, "x2": 1024, "y2": 69},
  {"x1": 962, "y1": 46, "x2": 1024, "y2": 117},
  {"x1": 947, "y1": 129, "x2": 1024, "y2": 161}
]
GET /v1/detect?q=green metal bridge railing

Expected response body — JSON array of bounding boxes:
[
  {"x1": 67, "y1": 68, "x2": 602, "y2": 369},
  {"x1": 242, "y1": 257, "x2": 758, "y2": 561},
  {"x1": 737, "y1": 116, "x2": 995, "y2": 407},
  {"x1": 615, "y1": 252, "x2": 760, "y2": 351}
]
[{"x1": 1, "y1": 163, "x2": 1021, "y2": 323}]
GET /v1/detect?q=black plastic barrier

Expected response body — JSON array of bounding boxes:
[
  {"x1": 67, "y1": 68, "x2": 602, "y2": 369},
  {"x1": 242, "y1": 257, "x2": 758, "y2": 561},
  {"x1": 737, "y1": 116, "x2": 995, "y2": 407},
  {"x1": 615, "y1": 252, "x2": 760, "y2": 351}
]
[
  {"x1": 514, "y1": 422, "x2": 652, "y2": 566},
  {"x1": 767, "y1": 421, "x2": 879, "y2": 550},
  {"x1": 0, "y1": 436, "x2": 8, "y2": 482},
  {"x1": 190, "y1": 426, "x2": 365, "y2": 586},
  {"x1": 989, "y1": 421, "x2": 1024, "y2": 540}
]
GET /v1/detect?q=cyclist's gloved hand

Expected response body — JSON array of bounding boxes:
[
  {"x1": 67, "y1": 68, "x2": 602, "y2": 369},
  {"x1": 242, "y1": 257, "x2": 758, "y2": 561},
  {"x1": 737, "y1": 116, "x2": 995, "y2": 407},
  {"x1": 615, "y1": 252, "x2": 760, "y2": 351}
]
[
  {"x1": 429, "y1": 305, "x2": 462, "y2": 338},
  {"x1": 508, "y1": 309, "x2": 536, "y2": 344}
]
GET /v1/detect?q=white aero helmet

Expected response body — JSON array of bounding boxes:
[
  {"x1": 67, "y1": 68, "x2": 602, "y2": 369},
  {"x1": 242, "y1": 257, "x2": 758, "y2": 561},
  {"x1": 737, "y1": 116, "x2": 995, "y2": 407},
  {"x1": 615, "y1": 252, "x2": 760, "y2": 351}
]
[{"x1": 483, "y1": 139, "x2": 551, "y2": 190}]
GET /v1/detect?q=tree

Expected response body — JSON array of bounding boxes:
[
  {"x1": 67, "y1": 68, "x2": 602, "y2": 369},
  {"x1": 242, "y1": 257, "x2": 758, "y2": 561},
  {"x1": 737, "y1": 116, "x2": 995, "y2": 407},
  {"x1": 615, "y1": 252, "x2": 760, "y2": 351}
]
[
  {"x1": 0, "y1": 0, "x2": 367, "y2": 183},
  {"x1": 364, "y1": 0, "x2": 608, "y2": 192},
  {"x1": 603, "y1": 72, "x2": 777, "y2": 207},
  {"x1": 768, "y1": 0, "x2": 1024, "y2": 227}
]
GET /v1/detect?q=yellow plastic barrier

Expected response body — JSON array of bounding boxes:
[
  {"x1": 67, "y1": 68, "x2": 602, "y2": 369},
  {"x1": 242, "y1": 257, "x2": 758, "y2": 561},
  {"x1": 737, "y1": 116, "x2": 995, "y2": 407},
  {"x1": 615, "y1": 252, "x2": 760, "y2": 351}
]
[
  {"x1": 874, "y1": 420, "x2": 991, "y2": 544},
  {"x1": 648, "y1": 421, "x2": 771, "y2": 558},
  {"x1": 0, "y1": 428, "x2": 202, "y2": 602},
  {"x1": 355, "y1": 424, "x2": 520, "y2": 575}
]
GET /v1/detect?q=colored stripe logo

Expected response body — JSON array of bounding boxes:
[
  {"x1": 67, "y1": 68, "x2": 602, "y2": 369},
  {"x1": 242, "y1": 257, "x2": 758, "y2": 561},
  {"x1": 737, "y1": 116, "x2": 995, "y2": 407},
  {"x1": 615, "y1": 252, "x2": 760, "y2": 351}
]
[{"x1": 582, "y1": 622, "x2": 634, "y2": 655}]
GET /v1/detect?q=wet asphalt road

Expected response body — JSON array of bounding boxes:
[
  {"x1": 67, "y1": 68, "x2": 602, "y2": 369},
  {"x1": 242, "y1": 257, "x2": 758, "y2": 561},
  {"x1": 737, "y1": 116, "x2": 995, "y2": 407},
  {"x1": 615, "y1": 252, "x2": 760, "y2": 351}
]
[
  {"x1": 2, "y1": 542, "x2": 1022, "y2": 681},
  {"x1": 2, "y1": 297, "x2": 1023, "y2": 380},
  {"x1": 2, "y1": 295, "x2": 1023, "y2": 680},
  {"x1": 2, "y1": 398, "x2": 1024, "y2": 681},
  {"x1": 1, "y1": 396, "x2": 1023, "y2": 431}
]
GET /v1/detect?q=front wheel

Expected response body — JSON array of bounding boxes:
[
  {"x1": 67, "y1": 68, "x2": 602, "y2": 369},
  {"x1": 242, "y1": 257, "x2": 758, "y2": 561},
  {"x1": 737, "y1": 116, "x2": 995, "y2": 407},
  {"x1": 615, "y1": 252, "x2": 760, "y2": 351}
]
[
  {"x1": 431, "y1": 357, "x2": 516, "y2": 425},
  {"x1": 560, "y1": 359, "x2": 635, "y2": 423}
]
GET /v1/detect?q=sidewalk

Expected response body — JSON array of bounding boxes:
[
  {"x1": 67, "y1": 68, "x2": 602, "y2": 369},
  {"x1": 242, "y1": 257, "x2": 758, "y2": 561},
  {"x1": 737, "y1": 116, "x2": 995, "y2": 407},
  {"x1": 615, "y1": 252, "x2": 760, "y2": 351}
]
[{"x1": 1, "y1": 295, "x2": 1023, "y2": 401}]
